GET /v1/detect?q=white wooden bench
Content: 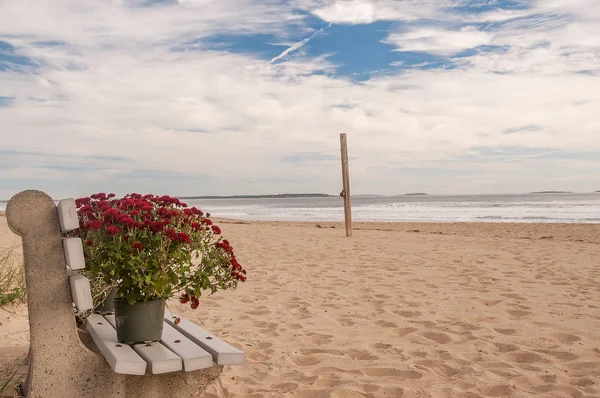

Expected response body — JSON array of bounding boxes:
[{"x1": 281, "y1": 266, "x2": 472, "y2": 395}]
[{"x1": 58, "y1": 198, "x2": 245, "y2": 376}]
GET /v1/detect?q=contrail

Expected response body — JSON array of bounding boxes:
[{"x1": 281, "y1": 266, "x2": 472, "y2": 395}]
[{"x1": 269, "y1": 23, "x2": 332, "y2": 64}]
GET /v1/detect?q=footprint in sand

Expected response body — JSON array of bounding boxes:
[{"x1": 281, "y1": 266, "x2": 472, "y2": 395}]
[
  {"x1": 506, "y1": 309, "x2": 532, "y2": 317},
  {"x1": 395, "y1": 310, "x2": 422, "y2": 318},
  {"x1": 481, "y1": 299, "x2": 503, "y2": 306},
  {"x1": 308, "y1": 332, "x2": 334, "y2": 346},
  {"x1": 379, "y1": 387, "x2": 405, "y2": 396},
  {"x1": 292, "y1": 355, "x2": 322, "y2": 366},
  {"x1": 246, "y1": 309, "x2": 270, "y2": 316},
  {"x1": 493, "y1": 343, "x2": 520, "y2": 353},
  {"x1": 337, "y1": 317, "x2": 355, "y2": 327},
  {"x1": 347, "y1": 349, "x2": 379, "y2": 360},
  {"x1": 395, "y1": 327, "x2": 419, "y2": 337},
  {"x1": 500, "y1": 293, "x2": 527, "y2": 301},
  {"x1": 483, "y1": 384, "x2": 517, "y2": 396},
  {"x1": 535, "y1": 349, "x2": 579, "y2": 361},
  {"x1": 570, "y1": 377, "x2": 596, "y2": 387},
  {"x1": 550, "y1": 333, "x2": 581, "y2": 344},
  {"x1": 330, "y1": 390, "x2": 370, "y2": 398},
  {"x1": 362, "y1": 368, "x2": 423, "y2": 379},
  {"x1": 494, "y1": 328, "x2": 518, "y2": 335},
  {"x1": 453, "y1": 322, "x2": 482, "y2": 331},
  {"x1": 375, "y1": 320, "x2": 397, "y2": 328},
  {"x1": 421, "y1": 331, "x2": 453, "y2": 344},
  {"x1": 508, "y1": 351, "x2": 544, "y2": 364},
  {"x1": 269, "y1": 382, "x2": 299, "y2": 393},
  {"x1": 414, "y1": 359, "x2": 459, "y2": 377}
]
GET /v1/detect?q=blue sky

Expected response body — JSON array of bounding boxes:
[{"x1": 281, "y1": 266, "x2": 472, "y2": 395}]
[{"x1": 0, "y1": 0, "x2": 599, "y2": 198}]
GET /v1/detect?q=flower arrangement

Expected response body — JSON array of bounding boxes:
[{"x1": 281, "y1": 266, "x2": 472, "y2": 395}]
[{"x1": 69, "y1": 192, "x2": 246, "y2": 308}]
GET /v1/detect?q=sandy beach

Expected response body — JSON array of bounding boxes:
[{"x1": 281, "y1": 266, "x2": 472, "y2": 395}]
[{"x1": 1, "y1": 213, "x2": 600, "y2": 397}]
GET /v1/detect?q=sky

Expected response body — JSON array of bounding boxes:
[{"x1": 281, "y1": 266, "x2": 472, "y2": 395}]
[{"x1": 0, "y1": 0, "x2": 599, "y2": 199}]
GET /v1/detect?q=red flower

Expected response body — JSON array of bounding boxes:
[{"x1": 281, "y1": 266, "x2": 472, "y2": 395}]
[
  {"x1": 149, "y1": 221, "x2": 165, "y2": 232},
  {"x1": 131, "y1": 241, "x2": 143, "y2": 250},
  {"x1": 211, "y1": 225, "x2": 221, "y2": 234},
  {"x1": 191, "y1": 222, "x2": 201, "y2": 231},
  {"x1": 177, "y1": 232, "x2": 190, "y2": 243},
  {"x1": 79, "y1": 205, "x2": 94, "y2": 213},
  {"x1": 106, "y1": 225, "x2": 120, "y2": 236},
  {"x1": 104, "y1": 208, "x2": 120, "y2": 218},
  {"x1": 119, "y1": 217, "x2": 136, "y2": 227},
  {"x1": 202, "y1": 219, "x2": 213, "y2": 226},
  {"x1": 85, "y1": 239, "x2": 93, "y2": 246},
  {"x1": 190, "y1": 297, "x2": 200, "y2": 309},
  {"x1": 88, "y1": 220, "x2": 103, "y2": 230},
  {"x1": 179, "y1": 293, "x2": 190, "y2": 304}
]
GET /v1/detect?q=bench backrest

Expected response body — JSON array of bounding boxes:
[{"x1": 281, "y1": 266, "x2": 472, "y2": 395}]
[{"x1": 57, "y1": 198, "x2": 94, "y2": 312}]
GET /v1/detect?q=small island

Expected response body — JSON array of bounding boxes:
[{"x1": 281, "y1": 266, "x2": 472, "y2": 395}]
[
  {"x1": 405, "y1": 193, "x2": 428, "y2": 196},
  {"x1": 530, "y1": 191, "x2": 572, "y2": 194}
]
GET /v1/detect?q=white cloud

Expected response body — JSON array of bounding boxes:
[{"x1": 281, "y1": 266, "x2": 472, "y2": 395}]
[
  {"x1": 311, "y1": 0, "x2": 443, "y2": 24},
  {"x1": 385, "y1": 26, "x2": 492, "y2": 55}
]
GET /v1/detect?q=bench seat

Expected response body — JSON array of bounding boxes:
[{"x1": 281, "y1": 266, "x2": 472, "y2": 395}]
[{"x1": 86, "y1": 312, "x2": 244, "y2": 375}]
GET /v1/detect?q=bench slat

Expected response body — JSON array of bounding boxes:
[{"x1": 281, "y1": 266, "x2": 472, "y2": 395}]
[
  {"x1": 85, "y1": 314, "x2": 147, "y2": 375},
  {"x1": 69, "y1": 272, "x2": 93, "y2": 311},
  {"x1": 57, "y1": 198, "x2": 79, "y2": 232},
  {"x1": 165, "y1": 311, "x2": 245, "y2": 365},
  {"x1": 161, "y1": 322, "x2": 214, "y2": 371},
  {"x1": 104, "y1": 315, "x2": 183, "y2": 375},
  {"x1": 63, "y1": 237, "x2": 85, "y2": 270}
]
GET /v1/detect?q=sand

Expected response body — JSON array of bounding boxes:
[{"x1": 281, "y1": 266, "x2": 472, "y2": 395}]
[{"x1": 1, "y1": 214, "x2": 600, "y2": 397}]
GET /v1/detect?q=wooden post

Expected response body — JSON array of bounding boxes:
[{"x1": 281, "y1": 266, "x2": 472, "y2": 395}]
[{"x1": 339, "y1": 133, "x2": 352, "y2": 237}]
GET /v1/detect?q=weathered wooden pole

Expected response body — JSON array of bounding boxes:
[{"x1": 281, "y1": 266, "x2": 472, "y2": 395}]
[{"x1": 339, "y1": 133, "x2": 352, "y2": 237}]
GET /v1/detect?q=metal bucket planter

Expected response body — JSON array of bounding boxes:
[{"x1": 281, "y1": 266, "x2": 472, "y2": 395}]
[{"x1": 114, "y1": 298, "x2": 165, "y2": 344}]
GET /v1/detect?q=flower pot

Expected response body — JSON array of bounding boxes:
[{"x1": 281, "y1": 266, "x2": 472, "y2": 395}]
[
  {"x1": 94, "y1": 288, "x2": 117, "y2": 314},
  {"x1": 114, "y1": 298, "x2": 165, "y2": 344}
]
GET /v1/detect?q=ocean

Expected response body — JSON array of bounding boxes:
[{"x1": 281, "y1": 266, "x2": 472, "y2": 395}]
[
  {"x1": 184, "y1": 193, "x2": 600, "y2": 223},
  {"x1": 2, "y1": 193, "x2": 599, "y2": 223}
]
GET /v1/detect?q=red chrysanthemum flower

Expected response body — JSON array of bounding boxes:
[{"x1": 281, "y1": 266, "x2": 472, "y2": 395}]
[
  {"x1": 106, "y1": 225, "x2": 120, "y2": 236},
  {"x1": 88, "y1": 219, "x2": 103, "y2": 230},
  {"x1": 211, "y1": 225, "x2": 221, "y2": 234},
  {"x1": 179, "y1": 293, "x2": 190, "y2": 304},
  {"x1": 131, "y1": 241, "x2": 143, "y2": 250},
  {"x1": 190, "y1": 297, "x2": 200, "y2": 309},
  {"x1": 177, "y1": 232, "x2": 190, "y2": 243},
  {"x1": 104, "y1": 208, "x2": 120, "y2": 218}
]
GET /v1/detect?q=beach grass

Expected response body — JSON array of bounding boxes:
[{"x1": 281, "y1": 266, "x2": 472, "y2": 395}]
[
  {"x1": 0, "y1": 247, "x2": 26, "y2": 306},
  {"x1": 0, "y1": 360, "x2": 24, "y2": 398}
]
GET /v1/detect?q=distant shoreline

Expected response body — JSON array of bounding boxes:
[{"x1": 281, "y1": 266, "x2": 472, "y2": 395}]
[{"x1": 178, "y1": 193, "x2": 335, "y2": 199}]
